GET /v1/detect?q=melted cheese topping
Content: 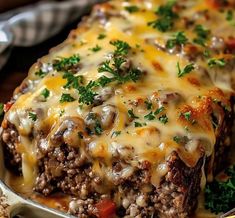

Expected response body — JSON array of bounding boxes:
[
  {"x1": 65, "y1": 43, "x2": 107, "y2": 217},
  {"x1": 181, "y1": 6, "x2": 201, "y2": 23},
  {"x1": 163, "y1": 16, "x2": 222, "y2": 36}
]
[{"x1": 2, "y1": 0, "x2": 235, "y2": 199}]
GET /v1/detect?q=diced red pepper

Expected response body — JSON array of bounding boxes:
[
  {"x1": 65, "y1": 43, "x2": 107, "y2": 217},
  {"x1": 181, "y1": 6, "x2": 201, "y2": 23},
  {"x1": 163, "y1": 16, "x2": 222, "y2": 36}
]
[
  {"x1": 226, "y1": 37, "x2": 235, "y2": 51},
  {"x1": 4, "y1": 102, "x2": 13, "y2": 112},
  {"x1": 206, "y1": 0, "x2": 221, "y2": 9},
  {"x1": 95, "y1": 199, "x2": 116, "y2": 218}
]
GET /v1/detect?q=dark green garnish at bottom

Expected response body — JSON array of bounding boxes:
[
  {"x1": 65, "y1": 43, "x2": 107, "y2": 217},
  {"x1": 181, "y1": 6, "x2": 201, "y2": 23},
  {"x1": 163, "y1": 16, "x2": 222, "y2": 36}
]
[
  {"x1": 0, "y1": 103, "x2": 4, "y2": 117},
  {"x1": 205, "y1": 165, "x2": 235, "y2": 214}
]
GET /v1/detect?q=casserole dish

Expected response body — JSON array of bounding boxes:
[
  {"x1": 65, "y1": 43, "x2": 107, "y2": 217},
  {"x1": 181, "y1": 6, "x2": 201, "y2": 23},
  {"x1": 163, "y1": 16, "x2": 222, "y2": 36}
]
[{"x1": 0, "y1": 0, "x2": 235, "y2": 217}]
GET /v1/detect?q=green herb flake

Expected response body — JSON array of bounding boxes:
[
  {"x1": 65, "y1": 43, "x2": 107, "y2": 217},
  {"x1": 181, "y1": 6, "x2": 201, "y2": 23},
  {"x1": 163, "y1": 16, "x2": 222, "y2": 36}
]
[
  {"x1": 77, "y1": 81, "x2": 98, "y2": 105},
  {"x1": 144, "y1": 100, "x2": 153, "y2": 110},
  {"x1": 110, "y1": 40, "x2": 131, "y2": 56},
  {"x1": 134, "y1": 122, "x2": 143, "y2": 127},
  {"x1": 154, "y1": 106, "x2": 165, "y2": 115},
  {"x1": 90, "y1": 45, "x2": 102, "y2": 52},
  {"x1": 128, "y1": 109, "x2": 139, "y2": 119},
  {"x1": 177, "y1": 62, "x2": 195, "y2": 78},
  {"x1": 203, "y1": 49, "x2": 211, "y2": 58},
  {"x1": 60, "y1": 93, "x2": 76, "y2": 103},
  {"x1": 193, "y1": 25, "x2": 210, "y2": 47},
  {"x1": 173, "y1": 135, "x2": 181, "y2": 143},
  {"x1": 226, "y1": 10, "x2": 233, "y2": 21},
  {"x1": 166, "y1": 31, "x2": 188, "y2": 49},
  {"x1": 0, "y1": 103, "x2": 4, "y2": 117},
  {"x1": 98, "y1": 59, "x2": 142, "y2": 84},
  {"x1": 97, "y1": 33, "x2": 106, "y2": 40},
  {"x1": 41, "y1": 88, "x2": 50, "y2": 99},
  {"x1": 53, "y1": 54, "x2": 80, "y2": 72},
  {"x1": 111, "y1": 131, "x2": 121, "y2": 137},
  {"x1": 208, "y1": 58, "x2": 226, "y2": 68},
  {"x1": 125, "y1": 5, "x2": 140, "y2": 13},
  {"x1": 35, "y1": 69, "x2": 47, "y2": 78},
  {"x1": 29, "y1": 112, "x2": 37, "y2": 121},
  {"x1": 94, "y1": 121, "x2": 103, "y2": 135},
  {"x1": 159, "y1": 114, "x2": 168, "y2": 124},
  {"x1": 183, "y1": 111, "x2": 191, "y2": 121},
  {"x1": 144, "y1": 111, "x2": 155, "y2": 121},
  {"x1": 63, "y1": 72, "x2": 83, "y2": 90},
  {"x1": 148, "y1": 1, "x2": 178, "y2": 32},
  {"x1": 205, "y1": 165, "x2": 235, "y2": 214}
]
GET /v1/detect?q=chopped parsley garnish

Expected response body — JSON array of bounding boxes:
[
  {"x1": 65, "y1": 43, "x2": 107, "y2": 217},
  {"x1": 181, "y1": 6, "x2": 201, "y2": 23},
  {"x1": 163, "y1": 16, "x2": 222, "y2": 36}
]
[
  {"x1": 193, "y1": 25, "x2": 210, "y2": 46},
  {"x1": 166, "y1": 31, "x2": 188, "y2": 49},
  {"x1": 90, "y1": 45, "x2": 102, "y2": 52},
  {"x1": 208, "y1": 58, "x2": 226, "y2": 68},
  {"x1": 0, "y1": 103, "x2": 4, "y2": 117},
  {"x1": 128, "y1": 109, "x2": 139, "y2": 119},
  {"x1": 226, "y1": 10, "x2": 233, "y2": 21},
  {"x1": 98, "y1": 40, "x2": 142, "y2": 85},
  {"x1": 94, "y1": 121, "x2": 103, "y2": 135},
  {"x1": 148, "y1": 1, "x2": 178, "y2": 32},
  {"x1": 53, "y1": 54, "x2": 80, "y2": 72},
  {"x1": 134, "y1": 122, "x2": 143, "y2": 127},
  {"x1": 63, "y1": 72, "x2": 83, "y2": 89},
  {"x1": 173, "y1": 135, "x2": 181, "y2": 143},
  {"x1": 177, "y1": 62, "x2": 195, "y2": 77},
  {"x1": 125, "y1": 5, "x2": 140, "y2": 13},
  {"x1": 98, "y1": 58, "x2": 142, "y2": 84},
  {"x1": 110, "y1": 40, "x2": 131, "y2": 56},
  {"x1": 77, "y1": 81, "x2": 98, "y2": 105},
  {"x1": 29, "y1": 112, "x2": 37, "y2": 121},
  {"x1": 60, "y1": 93, "x2": 76, "y2": 103},
  {"x1": 159, "y1": 114, "x2": 168, "y2": 124},
  {"x1": 203, "y1": 49, "x2": 211, "y2": 58},
  {"x1": 41, "y1": 88, "x2": 50, "y2": 99},
  {"x1": 144, "y1": 111, "x2": 155, "y2": 121},
  {"x1": 154, "y1": 106, "x2": 165, "y2": 115},
  {"x1": 144, "y1": 100, "x2": 153, "y2": 110},
  {"x1": 111, "y1": 131, "x2": 121, "y2": 137},
  {"x1": 35, "y1": 69, "x2": 47, "y2": 78},
  {"x1": 205, "y1": 165, "x2": 235, "y2": 214},
  {"x1": 183, "y1": 111, "x2": 191, "y2": 121},
  {"x1": 97, "y1": 33, "x2": 106, "y2": 40}
]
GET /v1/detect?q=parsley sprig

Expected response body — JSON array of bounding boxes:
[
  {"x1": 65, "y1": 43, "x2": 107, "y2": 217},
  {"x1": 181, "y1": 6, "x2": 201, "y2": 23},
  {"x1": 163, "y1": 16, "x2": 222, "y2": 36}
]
[
  {"x1": 60, "y1": 93, "x2": 76, "y2": 103},
  {"x1": 177, "y1": 62, "x2": 195, "y2": 77},
  {"x1": 148, "y1": 1, "x2": 178, "y2": 32},
  {"x1": 55, "y1": 41, "x2": 142, "y2": 106},
  {"x1": 41, "y1": 88, "x2": 50, "y2": 99},
  {"x1": 0, "y1": 103, "x2": 4, "y2": 117},
  {"x1": 193, "y1": 25, "x2": 210, "y2": 47},
  {"x1": 208, "y1": 58, "x2": 226, "y2": 68},
  {"x1": 125, "y1": 5, "x2": 139, "y2": 13},
  {"x1": 205, "y1": 165, "x2": 235, "y2": 214},
  {"x1": 29, "y1": 112, "x2": 37, "y2": 121},
  {"x1": 53, "y1": 54, "x2": 80, "y2": 72},
  {"x1": 166, "y1": 32, "x2": 188, "y2": 49},
  {"x1": 98, "y1": 40, "x2": 142, "y2": 84}
]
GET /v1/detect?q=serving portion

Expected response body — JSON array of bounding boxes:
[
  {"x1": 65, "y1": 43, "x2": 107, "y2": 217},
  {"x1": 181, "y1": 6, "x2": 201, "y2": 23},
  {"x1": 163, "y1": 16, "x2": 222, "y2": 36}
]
[{"x1": 1, "y1": 0, "x2": 235, "y2": 217}]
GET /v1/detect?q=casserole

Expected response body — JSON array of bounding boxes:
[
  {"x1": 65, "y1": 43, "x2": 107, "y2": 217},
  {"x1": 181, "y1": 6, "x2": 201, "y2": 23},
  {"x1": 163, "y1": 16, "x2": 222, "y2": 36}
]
[{"x1": 1, "y1": 0, "x2": 235, "y2": 217}]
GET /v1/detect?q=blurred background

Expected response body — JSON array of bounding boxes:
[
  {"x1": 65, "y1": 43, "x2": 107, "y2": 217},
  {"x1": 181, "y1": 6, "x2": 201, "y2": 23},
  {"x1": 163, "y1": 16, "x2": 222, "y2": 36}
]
[{"x1": 0, "y1": 0, "x2": 90, "y2": 103}]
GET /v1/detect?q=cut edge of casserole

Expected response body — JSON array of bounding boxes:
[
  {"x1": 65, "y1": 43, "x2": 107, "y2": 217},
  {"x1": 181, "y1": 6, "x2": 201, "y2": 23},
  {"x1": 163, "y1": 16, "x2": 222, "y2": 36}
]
[{"x1": 1, "y1": 0, "x2": 235, "y2": 217}]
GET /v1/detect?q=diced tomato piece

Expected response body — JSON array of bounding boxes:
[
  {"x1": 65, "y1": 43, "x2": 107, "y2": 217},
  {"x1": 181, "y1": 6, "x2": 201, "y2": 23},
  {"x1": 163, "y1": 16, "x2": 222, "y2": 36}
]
[
  {"x1": 226, "y1": 37, "x2": 235, "y2": 50},
  {"x1": 4, "y1": 102, "x2": 13, "y2": 112},
  {"x1": 206, "y1": 0, "x2": 221, "y2": 8},
  {"x1": 95, "y1": 199, "x2": 116, "y2": 218}
]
